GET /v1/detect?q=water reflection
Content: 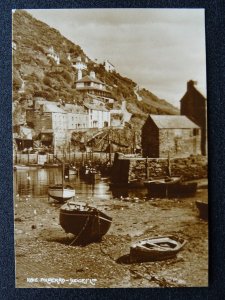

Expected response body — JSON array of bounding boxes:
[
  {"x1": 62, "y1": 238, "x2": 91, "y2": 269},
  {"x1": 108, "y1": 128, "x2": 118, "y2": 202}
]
[
  {"x1": 14, "y1": 168, "x2": 118, "y2": 200},
  {"x1": 13, "y1": 168, "x2": 148, "y2": 201}
]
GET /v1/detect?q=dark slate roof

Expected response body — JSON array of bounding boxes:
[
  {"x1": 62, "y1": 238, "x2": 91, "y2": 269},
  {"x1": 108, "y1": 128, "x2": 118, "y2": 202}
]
[
  {"x1": 149, "y1": 115, "x2": 200, "y2": 129},
  {"x1": 75, "y1": 75, "x2": 104, "y2": 84}
]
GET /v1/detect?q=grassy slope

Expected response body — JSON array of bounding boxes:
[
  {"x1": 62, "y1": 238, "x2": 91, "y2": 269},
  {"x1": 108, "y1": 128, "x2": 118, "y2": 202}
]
[{"x1": 13, "y1": 10, "x2": 179, "y2": 146}]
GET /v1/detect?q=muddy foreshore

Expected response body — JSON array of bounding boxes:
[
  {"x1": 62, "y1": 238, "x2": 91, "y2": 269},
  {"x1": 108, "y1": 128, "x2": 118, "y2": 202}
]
[{"x1": 14, "y1": 183, "x2": 208, "y2": 288}]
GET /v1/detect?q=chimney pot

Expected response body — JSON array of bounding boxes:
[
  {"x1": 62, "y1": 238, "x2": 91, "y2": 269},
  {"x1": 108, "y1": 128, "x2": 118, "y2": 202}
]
[{"x1": 187, "y1": 80, "x2": 197, "y2": 91}]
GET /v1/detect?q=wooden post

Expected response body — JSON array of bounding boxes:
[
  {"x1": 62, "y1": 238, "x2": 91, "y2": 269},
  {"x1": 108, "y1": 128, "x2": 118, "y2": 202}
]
[
  {"x1": 69, "y1": 142, "x2": 71, "y2": 164},
  {"x1": 146, "y1": 156, "x2": 149, "y2": 179}
]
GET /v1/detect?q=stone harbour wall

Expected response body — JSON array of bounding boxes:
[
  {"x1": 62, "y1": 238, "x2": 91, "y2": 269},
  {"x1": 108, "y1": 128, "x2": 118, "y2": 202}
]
[
  {"x1": 112, "y1": 153, "x2": 207, "y2": 183},
  {"x1": 129, "y1": 155, "x2": 207, "y2": 182}
]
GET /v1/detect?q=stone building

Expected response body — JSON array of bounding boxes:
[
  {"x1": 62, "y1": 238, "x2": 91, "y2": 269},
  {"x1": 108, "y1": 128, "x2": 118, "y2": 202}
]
[
  {"x1": 26, "y1": 100, "x2": 68, "y2": 150},
  {"x1": 75, "y1": 71, "x2": 113, "y2": 99},
  {"x1": 84, "y1": 101, "x2": 111, "y2": 129},
  {"x1": 103, "y1": 59, "x2": 115, "y2": 72},
  {"x1": 141, "y1": 114, "x2": 201, "y2": 158},
  {"x1": 180, "y1": 80, "x2": 207, "y2": 155},
  {"x1": 64, "y1": 103, "x2": 89, "y2": 130}
]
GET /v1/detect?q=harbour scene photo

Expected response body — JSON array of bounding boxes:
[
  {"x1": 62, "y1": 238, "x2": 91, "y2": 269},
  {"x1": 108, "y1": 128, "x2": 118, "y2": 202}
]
[{"x1": 13, "y1": 9, "x2": 208, "y2": 288}]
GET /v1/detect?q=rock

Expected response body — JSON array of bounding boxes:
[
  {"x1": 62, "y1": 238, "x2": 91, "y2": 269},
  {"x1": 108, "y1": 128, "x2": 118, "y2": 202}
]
[
  {"x1": 15, "y1": 217, "x2": 22, "y2": 222},
  {"x1": 31, "y1": 224, "x2": 37, "y2": 230}
]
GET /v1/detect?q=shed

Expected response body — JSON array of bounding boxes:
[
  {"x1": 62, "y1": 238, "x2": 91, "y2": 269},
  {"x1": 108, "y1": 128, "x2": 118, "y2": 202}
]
[{"x1": 141, "y1": 115, "x2": 201, "y2": 158}]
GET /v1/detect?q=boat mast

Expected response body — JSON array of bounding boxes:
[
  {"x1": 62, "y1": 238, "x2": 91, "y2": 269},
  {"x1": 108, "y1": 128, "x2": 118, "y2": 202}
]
[
  {"x1": 62, "y1": 148, "x2": 65, "y2": 194},
  {"x1": 167, "y1": 151, "x2": 171, "y2": 177}
]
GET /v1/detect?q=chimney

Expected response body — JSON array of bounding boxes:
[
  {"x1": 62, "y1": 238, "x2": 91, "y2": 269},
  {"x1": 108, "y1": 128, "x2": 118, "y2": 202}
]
[
  {"x1": 121, "y1": 100, "x2": 126, "y2": 111},
  {"x1": 78, "y1": 69, "x2": 82, "y2": 80},
  {"x1": 187, "y1": 80, "x2": 197, "y2": 91},
  {"x1": 90, "y1": 71, "x2": 95, "y2": 78}
]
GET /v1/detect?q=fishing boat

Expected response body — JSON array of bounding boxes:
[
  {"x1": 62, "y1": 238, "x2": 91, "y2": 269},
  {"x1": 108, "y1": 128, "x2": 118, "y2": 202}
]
[
  {"x1": 48, "y1": 184, "x2": 75, "y2": 202},
  {"x1": 168, "y1": 181, "x2": 198, "y2": 197},
  {"x1": 130, "y1": 235, "x2": 187, "y2": 262},
  {"x1": 144, "y1": 176, "x2": 181, "y2": 198},
  {"x1": 196, "y1": 200, "x2": 208, "y2": 220},
  {"x1": 13, "y1": 164, "x2": 41, "y2": 170},
  {"x1": 59, "y1": 201, "x2": 112, "y2": 242},
  {"x1": 109, "y1": 179, "x2": 144, "y2": 189},
  {"x1": 79, "y1": 165, "x2": 100, "y2": 181},
  {"x1": 42, "y1": 163, "x2": 60, "y2": 168},
  {"x1": 48, "y1": 163, "x2": 75, "y2": 202},
  {"x1": 69, "y1": 165, "x2": 78, "y2": 175}
]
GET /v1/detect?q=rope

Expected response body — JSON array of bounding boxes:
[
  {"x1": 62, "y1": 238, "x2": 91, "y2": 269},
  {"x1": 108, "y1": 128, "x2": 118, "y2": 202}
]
[{"x1": 69, "y1": 214, "x2": 90, "y2": 246}]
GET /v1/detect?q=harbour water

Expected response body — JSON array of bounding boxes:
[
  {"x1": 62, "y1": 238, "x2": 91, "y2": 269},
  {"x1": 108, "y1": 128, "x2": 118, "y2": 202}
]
[{"x1": 13, "y1": 168, "x2": 147, "y2": 201}]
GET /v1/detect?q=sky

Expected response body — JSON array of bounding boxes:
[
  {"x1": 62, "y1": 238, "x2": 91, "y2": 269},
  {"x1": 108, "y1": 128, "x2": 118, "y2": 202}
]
[{"x1": 26, "y1": 9, "x2": 206, "y2": 107}]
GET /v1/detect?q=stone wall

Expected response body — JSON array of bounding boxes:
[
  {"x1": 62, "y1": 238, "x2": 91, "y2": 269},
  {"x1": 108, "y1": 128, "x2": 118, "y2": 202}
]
[
  {"x1": 129, "y1": 155, "x2": 207, "y2": 181},
  {"x1": 112, "y1": 153, "x2": 207, "y2": 183},
  {"x1": 159, "y1": 129, "x2": 201, "y2": 158}
]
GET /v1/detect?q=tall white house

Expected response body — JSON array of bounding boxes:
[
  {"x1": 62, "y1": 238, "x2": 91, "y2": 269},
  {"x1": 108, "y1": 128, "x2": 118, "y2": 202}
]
[{"x1": 103, "y1": 60, "x2": 115, "y2": 72}]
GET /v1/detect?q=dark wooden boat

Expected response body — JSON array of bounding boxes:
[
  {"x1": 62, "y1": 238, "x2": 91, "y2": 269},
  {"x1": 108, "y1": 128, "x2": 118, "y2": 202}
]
[
  {"x1": 168, "y1": 182, "x2": 198, "y2": 197},
  {"x1": 144, "y1": 177, "x2": 181, "y2": 198},
  {"x1": 59, "y1": 202, "x2": 112, "y2": 241},
  {"x1": 109, "y1": 179, "x2": 144, "y2": 189},
  {"x1": 130, "y1": 235, "x2": 187, "y2": 262},
  {"x1": 196, "y1": 200, "x2": 208, "y2": 220},
  {"x1": 99, "y1": 164, "x2": 112, "y2": 177}
]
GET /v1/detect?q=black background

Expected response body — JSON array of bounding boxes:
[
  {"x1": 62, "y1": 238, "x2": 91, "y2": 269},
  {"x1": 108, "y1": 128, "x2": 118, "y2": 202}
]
[{"x1": 0, "y1": 1, "x2": 224, "y2": 299}]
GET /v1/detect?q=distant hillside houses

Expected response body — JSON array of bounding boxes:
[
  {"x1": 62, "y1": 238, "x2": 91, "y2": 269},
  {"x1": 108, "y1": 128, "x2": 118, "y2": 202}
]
[
  {"x1": 23, "y1": 97, "x2": 130, "y2": 151},
  {"x1": 46, "y1": 46, "x2": 60, "y2": 65},
  {"x1": 72, "y1": 56, "x2": 87, "y2": 71},
  {"x1": 103, "y1": 59, "x2": 115, "y2": 72}
]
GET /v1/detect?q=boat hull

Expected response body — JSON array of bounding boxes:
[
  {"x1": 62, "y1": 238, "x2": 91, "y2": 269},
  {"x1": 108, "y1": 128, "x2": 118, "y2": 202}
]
[
  {"x1": 144, "y1": 178, "x2": 197, "y2": 198},
  {"x1": 13, "y1": 164, "x2": 41, "y2": 170},
  {"x1": 48, "y1": 186, "x2": 75, "y2": 202},
  {"x1": 69, "y1": 168, "x2": 78, "y2": 175},
  {"x1": 60, "y1": 203, "x2": 112, "y2": 241},
  {"x1": 130, "y1": 236, "x2": 186, "y2": 262},
  {"x1": 196, "y1": 200, "x2": 208, "y2": 220}
]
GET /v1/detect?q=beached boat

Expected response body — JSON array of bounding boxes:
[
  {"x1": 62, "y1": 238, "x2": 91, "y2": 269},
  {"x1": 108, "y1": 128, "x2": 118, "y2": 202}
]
[
  {"x1": 109, "y1": 179, "x2": 144, "y2": 189},
  {"x1": 144, "y1": 177, "x2": 181, "y2": 197},
  {"x1": 196, "y1": 200, "x2": 208, "y2": 220},
  {"x1": 168, "y1": 181, "x2": 197, "y2": 197},
  {"x1": 48, "y1": 184, "x2": 75, "y2": 202},
  {"x1": 130, "y1": 235, "x2": 187, "y2": 262},
  {"x1": 59, "y1": 201, "x2": 112, "y2": 242},
  {"x1": 48, "y1": 163, "x2": 75, "y2": 202},
  {"x1": 144, "y1": 177, "x2": 197, "y2": 198}
]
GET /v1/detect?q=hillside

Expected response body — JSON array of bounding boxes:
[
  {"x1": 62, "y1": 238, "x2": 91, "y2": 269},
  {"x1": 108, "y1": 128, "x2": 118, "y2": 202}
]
[{"x1": 12, "y1": 10, "x2": 179, "y2": 145}]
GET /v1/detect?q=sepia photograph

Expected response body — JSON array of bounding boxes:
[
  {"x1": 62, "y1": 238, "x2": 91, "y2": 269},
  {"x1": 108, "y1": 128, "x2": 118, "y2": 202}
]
[{"x1": 12, "y1": 8, "x2": 208, "y2": 288}]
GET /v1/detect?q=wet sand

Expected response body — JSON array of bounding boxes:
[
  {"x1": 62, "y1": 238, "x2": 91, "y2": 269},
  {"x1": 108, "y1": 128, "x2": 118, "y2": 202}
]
[{"x1": 14, "y1": 185, "x2": 208, "y2": 288}]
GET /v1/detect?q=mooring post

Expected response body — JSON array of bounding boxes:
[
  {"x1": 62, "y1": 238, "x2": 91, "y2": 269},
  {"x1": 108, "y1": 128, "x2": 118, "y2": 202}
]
[{"x1": 146, "y1": 156, "x2": 149, "y2": 179}]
